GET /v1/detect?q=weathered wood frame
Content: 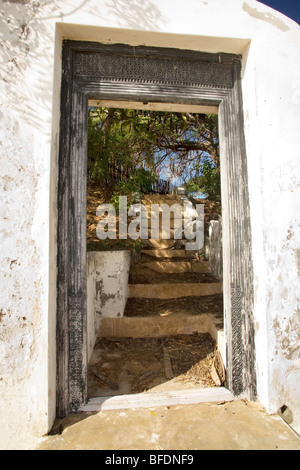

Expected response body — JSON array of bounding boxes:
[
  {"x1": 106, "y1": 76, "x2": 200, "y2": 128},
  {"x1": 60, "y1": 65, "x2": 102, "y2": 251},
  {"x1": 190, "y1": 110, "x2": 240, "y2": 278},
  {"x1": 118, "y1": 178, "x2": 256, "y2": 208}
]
[{"x1": 56, "y1": 40, "x2": 256, "y2": 417}]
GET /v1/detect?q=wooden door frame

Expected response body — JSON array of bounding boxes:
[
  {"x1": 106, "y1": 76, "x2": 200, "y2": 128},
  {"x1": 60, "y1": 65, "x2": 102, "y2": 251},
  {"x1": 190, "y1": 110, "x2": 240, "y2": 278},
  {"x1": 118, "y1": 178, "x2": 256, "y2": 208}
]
[{"x1": 56, "y1": 40, "x2": 256, "y2": 417}]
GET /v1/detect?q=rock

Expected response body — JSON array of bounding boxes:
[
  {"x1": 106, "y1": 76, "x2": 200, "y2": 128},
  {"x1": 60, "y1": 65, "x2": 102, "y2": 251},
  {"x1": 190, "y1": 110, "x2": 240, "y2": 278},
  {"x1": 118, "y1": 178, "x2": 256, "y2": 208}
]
[{"x1": 278, "y1": 405, "x2": 293, "y2": 425}]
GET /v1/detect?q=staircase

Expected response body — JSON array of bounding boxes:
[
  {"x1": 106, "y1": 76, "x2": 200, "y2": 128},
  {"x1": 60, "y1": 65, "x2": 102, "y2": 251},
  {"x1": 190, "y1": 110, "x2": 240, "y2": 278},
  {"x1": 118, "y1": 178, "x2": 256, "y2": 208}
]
[
  {"x1": 99, "y1": 193, "x2": 224, "y2": 351},
  {"x1": 87, "y1": 193, "x2": 226, "y2": 405}
]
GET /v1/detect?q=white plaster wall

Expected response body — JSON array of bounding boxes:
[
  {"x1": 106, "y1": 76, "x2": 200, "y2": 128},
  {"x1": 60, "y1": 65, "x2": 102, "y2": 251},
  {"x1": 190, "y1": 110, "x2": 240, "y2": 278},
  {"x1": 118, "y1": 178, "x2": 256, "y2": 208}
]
[
  {"x1": 0, "y1": 1, "x2": 59, "y2": 449},
  {"x1": 87, "y1": 251, "x2": 130, "y2": 362},
  {"x1": 0, "y1": 0, "x2": 299, "y2": 448}
]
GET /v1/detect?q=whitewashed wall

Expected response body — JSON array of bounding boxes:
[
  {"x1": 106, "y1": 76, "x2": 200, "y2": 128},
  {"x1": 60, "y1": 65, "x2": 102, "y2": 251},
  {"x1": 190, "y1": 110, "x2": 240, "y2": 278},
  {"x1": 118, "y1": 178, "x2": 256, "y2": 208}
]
[
  {"x1": 0, "y1": 0, "x2": 299, "y2": 448},
  {"x1": 87, "y1": 251, "x2": 130, "y2": 362}
]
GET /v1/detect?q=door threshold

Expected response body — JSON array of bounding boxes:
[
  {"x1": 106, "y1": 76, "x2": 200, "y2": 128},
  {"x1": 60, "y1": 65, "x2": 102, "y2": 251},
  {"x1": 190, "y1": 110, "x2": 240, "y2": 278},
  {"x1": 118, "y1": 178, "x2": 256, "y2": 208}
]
[{"x1": 79, "y1": 387, "x2": 234, "y2": 412}]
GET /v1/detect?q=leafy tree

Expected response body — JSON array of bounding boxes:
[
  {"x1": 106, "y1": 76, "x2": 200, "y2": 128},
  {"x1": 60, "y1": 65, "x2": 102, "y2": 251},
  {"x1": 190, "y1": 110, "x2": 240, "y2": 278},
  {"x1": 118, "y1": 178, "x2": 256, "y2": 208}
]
[
  {"x1": 87, "y1": 107, "x2": 220, "y2": 199},
  {"x1": 185, "y1": 158, "x2": 221, "y2": 201}
]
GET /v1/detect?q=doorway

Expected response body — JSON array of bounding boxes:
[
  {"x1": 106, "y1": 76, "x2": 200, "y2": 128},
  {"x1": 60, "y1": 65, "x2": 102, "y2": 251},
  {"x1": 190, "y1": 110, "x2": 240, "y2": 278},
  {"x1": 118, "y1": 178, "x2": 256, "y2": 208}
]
[
  {"x1": 86, "y1": 104, "x2": 223, "y2": 400},
  {"x1": 56, "y1": 40, "x2": 256, "y2": 417}
]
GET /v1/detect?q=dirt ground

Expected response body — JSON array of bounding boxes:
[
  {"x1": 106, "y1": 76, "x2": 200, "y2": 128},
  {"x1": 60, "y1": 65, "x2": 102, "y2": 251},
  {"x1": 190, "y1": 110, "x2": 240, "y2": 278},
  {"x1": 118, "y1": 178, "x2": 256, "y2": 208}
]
[{"x1": 88, "y1": 333, "x2": 218, "y2": 398}]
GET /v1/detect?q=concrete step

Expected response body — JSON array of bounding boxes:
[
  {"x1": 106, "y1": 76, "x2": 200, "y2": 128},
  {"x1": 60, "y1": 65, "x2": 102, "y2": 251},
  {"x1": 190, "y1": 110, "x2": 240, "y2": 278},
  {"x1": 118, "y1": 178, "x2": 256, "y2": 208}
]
[
  {"x1": 128, "y1": 282, "x2": 222, "y2": 299},
  {"x1": 141, "y1": 239, "x2": 185, "y2": 249},
  {"x1": 98, "y1": 312, "x2": 224, "y2": 350},
  {"x1": 141, "y1": 221, "x2": 185, "y2": 233},
  {"x1": 141, "y1": 249, "x2": 189, "y2": 258},
  {"x1": 144, "y1": 260, "x2": 211, "y2": 273},
  {"x1": 142, "y1": 212, "x2": 188, "y2": 219},
  {"x1": 141, "y1": 229, "x2": 185, "y2": 241}
]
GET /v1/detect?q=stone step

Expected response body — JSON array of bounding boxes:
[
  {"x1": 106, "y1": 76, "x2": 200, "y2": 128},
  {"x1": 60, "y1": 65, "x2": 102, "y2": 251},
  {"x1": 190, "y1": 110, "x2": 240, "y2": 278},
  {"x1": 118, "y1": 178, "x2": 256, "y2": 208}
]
[
  {"x1": 98, "y1": 312, "x2": 224, "y2": 352},
  {"x1": 140, "y1": 220, "x2": 186, "y2": 232},
  {"x1": 141, "y1": 239, "x2": 185, "y2": 249},
  {"x1": 141, "y1": 211, "x2": 188, "y2": 218},
  {"x1": 141, "y1": 249, "x2": 189, "y2": 258},
  {"x1": 128, "y1": 282, "x2": 222, "y2": 299},
  {"x1": 144, "y1": 260, "x2": 211, "y2": 273},
  {"x1": 141, "y1": 228, "x2": 185, "y2": 240}
]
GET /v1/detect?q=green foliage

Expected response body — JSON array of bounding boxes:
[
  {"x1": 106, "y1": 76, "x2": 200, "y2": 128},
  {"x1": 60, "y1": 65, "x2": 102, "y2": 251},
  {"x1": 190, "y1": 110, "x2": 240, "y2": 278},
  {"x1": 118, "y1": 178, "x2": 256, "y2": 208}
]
[
  {"x1": 186, "y1": 159, "x2": 221, "y2": 201},
  {"x1": 88, "y1": 107, "x2": 159, "y2": 186},
  {"x1": 109, "y1": 168, "x2": 155, "y2": 213},
  {"x1": 88, "y1": 106, "x2": 219, "y2": 198},
  {"x1": 133, "y1": 168, "x2": 155, "y2": 193}
]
